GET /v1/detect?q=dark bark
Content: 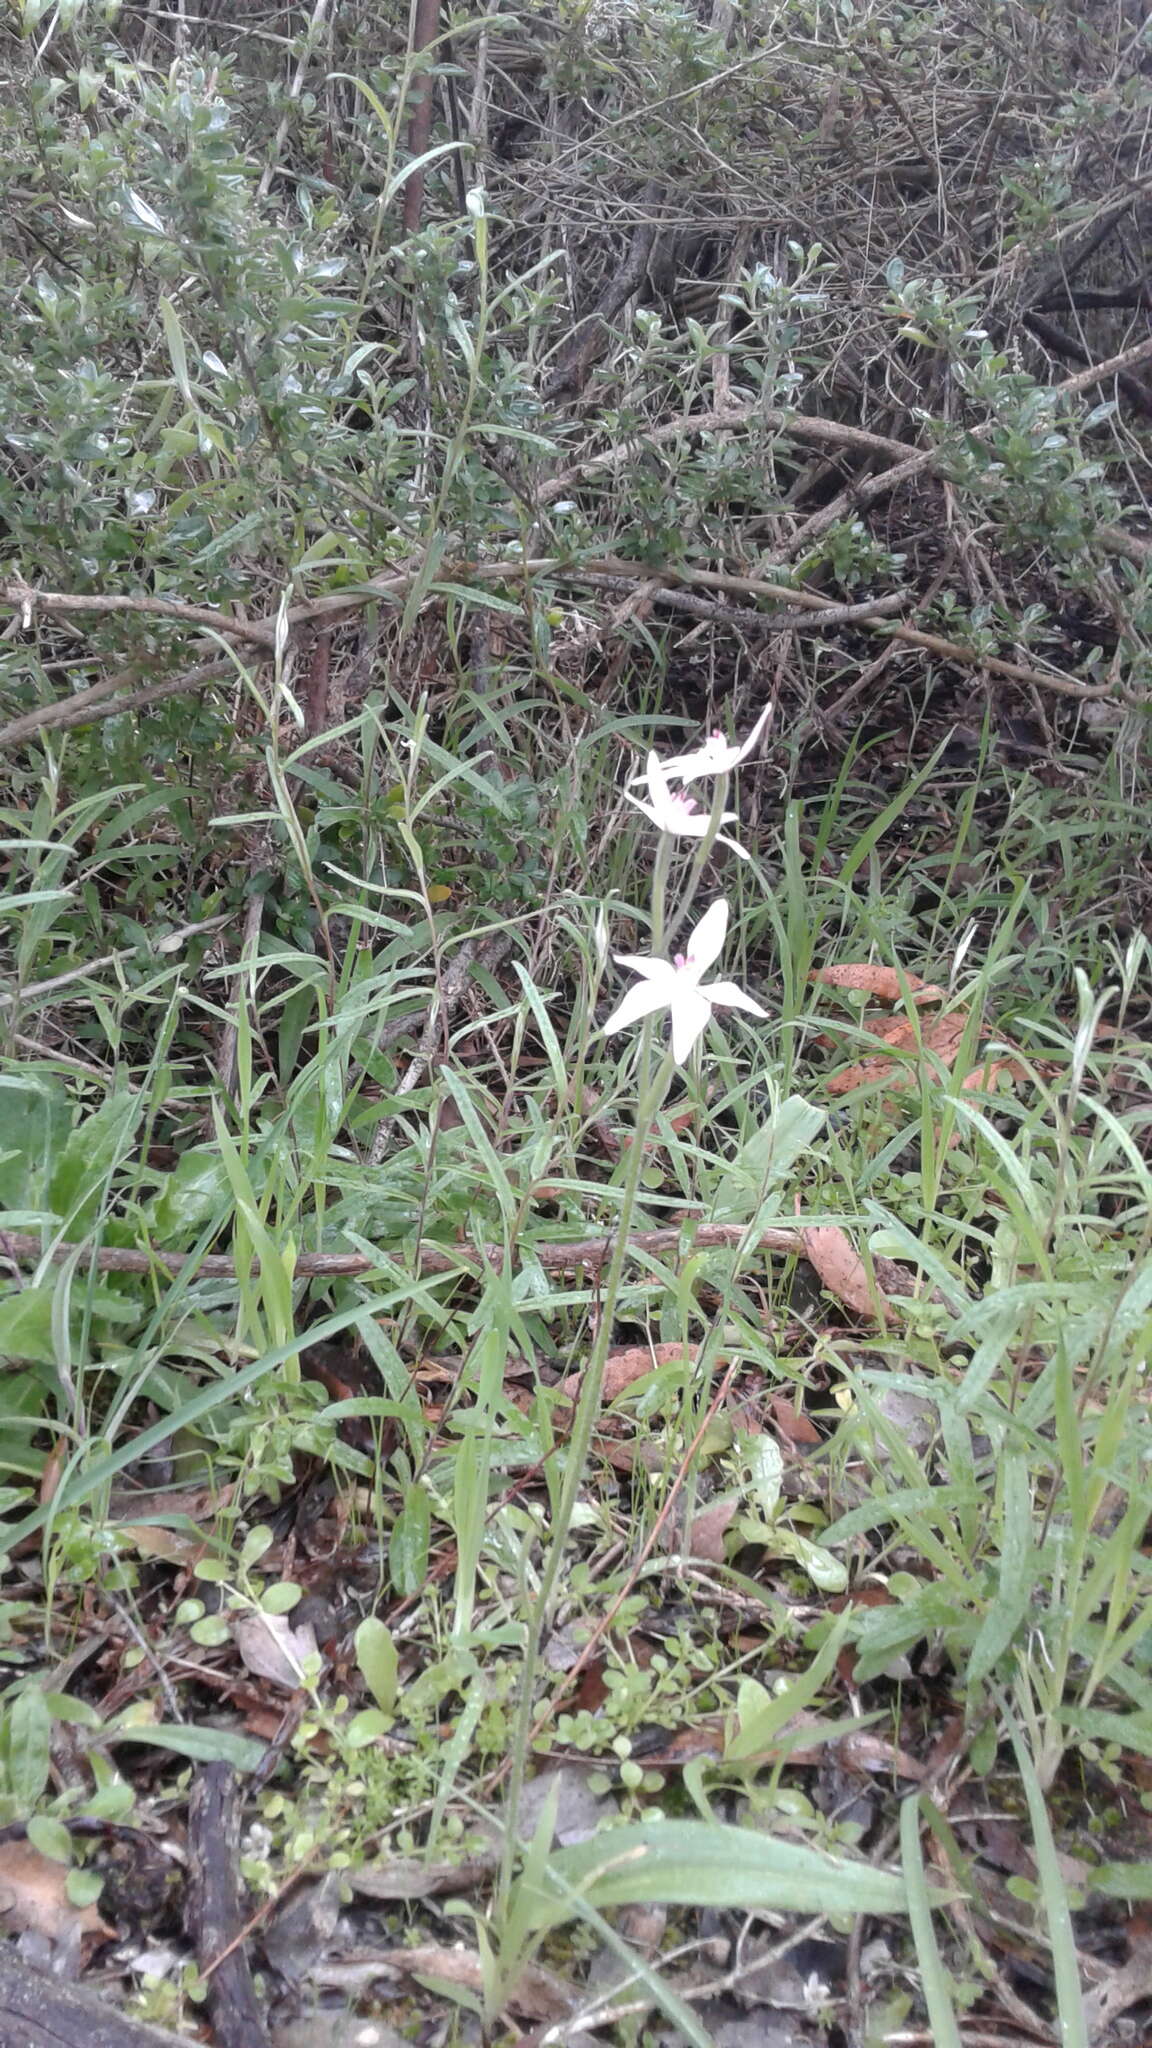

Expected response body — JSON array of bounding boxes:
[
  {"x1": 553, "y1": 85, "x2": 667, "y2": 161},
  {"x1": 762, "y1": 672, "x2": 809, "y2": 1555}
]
[
  {"x1": 0, "y1": 1948, "x2": 189, "y2": 2048},
  {"x1": 186, "y1": 1765, "x2": 270, "y2": 2048}
]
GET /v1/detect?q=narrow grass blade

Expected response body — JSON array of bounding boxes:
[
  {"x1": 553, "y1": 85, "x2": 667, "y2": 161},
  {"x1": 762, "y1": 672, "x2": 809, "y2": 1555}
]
[{"x1": 900, "y1": 1794, "x2": 963, "y2": 2048}]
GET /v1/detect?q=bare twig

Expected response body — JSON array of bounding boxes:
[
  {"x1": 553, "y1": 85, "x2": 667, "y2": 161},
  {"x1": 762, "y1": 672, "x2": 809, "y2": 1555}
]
[
  {"x1": 402, "y1": 0, "x2": 443, "y2": 235},
  {"x1": 0, "y1": 661, "x2": 234, "y2": 748},
  {"x1": 0, "y1": 581, "x2": 276, "y2": 648}
]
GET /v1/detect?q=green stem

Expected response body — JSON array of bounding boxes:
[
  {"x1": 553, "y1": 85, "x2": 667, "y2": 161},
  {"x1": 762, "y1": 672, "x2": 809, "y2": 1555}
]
[
  {"x1": 649, "y1": 830, "x2": 673, "y2": 956},
  {"x1": 664, "y1": 774, "x2": 734, "y2": 951},
  {"x1": 498, "y1": 1037, "x2": 676, "y2": 1909}
]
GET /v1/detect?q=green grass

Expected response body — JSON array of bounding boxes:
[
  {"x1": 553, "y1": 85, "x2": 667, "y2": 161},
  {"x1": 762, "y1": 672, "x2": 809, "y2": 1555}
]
[{"x1": 2, "y1": 681, "x2": 1151, "y2": 2039}]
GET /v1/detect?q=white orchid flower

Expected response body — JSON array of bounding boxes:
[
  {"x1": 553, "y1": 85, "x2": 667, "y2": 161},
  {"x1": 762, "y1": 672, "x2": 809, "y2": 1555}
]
[
  {"x1": 625, "y1": 752, "x2": 750, "y2": 861},
  {"x1": 629, "y1": 704, "x2": 773, "y2": 786},
  {"x1": 602, "y1": 897, "x2": 768, "y2": 1064},
  {"x1": 659, "y1": 702, "x2": 774, "y2": 782}
]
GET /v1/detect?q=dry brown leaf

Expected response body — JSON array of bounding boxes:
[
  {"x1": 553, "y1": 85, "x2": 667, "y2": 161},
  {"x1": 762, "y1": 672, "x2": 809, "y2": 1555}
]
[
  {"x1": 0, "y1": 1840, "x2": 113, "y2": 1945},
  {"x1": 812, "y1": 964, "x2": 945, "y2": 1004},
  {"x1": 688, "y1": 1496, "x2": 738, "y2": 1562},
  {"x1": 960, "y1": 1055, "x2": 1026, "y2": 1093},
  {"x1": 233, "y1": 1608, "x2": 319, "y2": 1691},
  {"x1": 117, "y1": 1524, "x2": 210, "y2": 1567},
  {"x1": 826, "y1": 1009, "x2": 969, "y2": 1095},
  {"x1": 803, "y1": 1226, "x2": 893, "y2": 1324},
  {"x1": 376, "y1": 1944, "x2": 574, "y2": 2022},
  {"x1": 838, "y1": 1730, "x2": 926, "y2": 1779},
  {"x1": 109, "y1": 1483, "x2": 234, "y2": 1524},
  {"x1": 563, "y1": 1340, "x2": 703, "y2": 1402},
  {"x1": 348, "y1": 1850, "x2": 499, "y2": 1901},
  {"x1": 767, "y1": 1393, "x2": 821, "y2": 1445}
]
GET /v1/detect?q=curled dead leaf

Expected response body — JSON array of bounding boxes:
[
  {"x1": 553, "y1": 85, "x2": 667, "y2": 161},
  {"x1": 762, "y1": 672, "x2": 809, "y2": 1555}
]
[
  {"x1": 233, "y1": 1608, "x2": 319, "y2": 1691},
  {"x1": 688, "y1": 1495, "x2": 739, "y2": 1563},
  {"x1": 803, "y1": 1226, "x2": 893, "y2": 1324},
  {"x1": 826, "y1": 1008, "x2": 969, "y2": 1096},
  {"x1": 0, "y1": 1840, "x2": 113, "y2": 1946},
  {"x1": 812, "y1": 964, "x2": 945, "y2": 1005},
  {"x1": 562, "y1": 1340, "x2": 704, "y2": 1403},
  {"x1": 375, "y1": 1944, "x2": 574, "y2": 2022}
]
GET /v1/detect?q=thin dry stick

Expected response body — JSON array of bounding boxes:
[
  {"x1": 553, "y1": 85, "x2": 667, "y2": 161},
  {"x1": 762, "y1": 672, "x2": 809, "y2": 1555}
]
[
  {"x1": 402, "y1": 0, "x2": 443, "y2": 237},
  {"x1": 367, "y1": 936, "x2": 479, "y2": 1166},
  {"x1": 575, "y1": 563, "x2": 1113, "y2": 699},
  {"x1": 0, "y1": 661, "x2": 234, "y2": 748},
  {"x1": 0, "y1": 582, "x2": 276, "y2": 648},
  {"x1": 577, "y1": 573, "x2": 909, "y2": 634}
]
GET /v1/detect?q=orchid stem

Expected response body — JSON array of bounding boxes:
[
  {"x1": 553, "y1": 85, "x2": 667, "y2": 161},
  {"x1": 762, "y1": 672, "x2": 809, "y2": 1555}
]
[
  {"x1": 664, "y1": 773, "x2": 733, "y2": 951},
  {"x1": 498, "y1": 1033, "x2": 675, "y2": 1912}
]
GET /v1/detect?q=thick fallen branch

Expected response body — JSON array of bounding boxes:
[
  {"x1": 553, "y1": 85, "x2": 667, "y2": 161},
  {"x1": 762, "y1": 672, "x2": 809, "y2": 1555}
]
[
  {"x1": 6, "y1": 331, "x2": 1149, "y2": 745},
  {"x1": 0, "y1": 1947, "x2": 191, "y2": 2048},
  {"x1": 0, "y1": 1221, "x2": 803, "y2": 1281}
]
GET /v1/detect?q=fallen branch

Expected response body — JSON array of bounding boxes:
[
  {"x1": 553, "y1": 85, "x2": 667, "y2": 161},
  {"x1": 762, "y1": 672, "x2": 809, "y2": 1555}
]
[
  {"x1": 578, "y1": 559, "x2": 1116, "y2": 699},
  {"x1": 576, "y1": 573, "x2": 908, "y2": 635},
  {"x1": 0, "y1": 1220, "x2": 804, "y2": 1281},
  {"x1": 187, "y1": 1765, "x2": 270, "y2": 2048},
  {"x1": 0, "y1": 1948, "x2": 192, "y2": 2048}
]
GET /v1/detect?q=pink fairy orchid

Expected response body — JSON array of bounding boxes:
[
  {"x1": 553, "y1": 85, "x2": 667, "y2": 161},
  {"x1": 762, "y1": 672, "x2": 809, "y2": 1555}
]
[
  {"x1": 629, "y1": 703, "x2": 773, "y2": 786},
  {"x1": 624, "y1": 751, "x2": 750, "y2": 861},
  {"x1": 602, "y1": 897, "x2": 768, "y2": 1065}
]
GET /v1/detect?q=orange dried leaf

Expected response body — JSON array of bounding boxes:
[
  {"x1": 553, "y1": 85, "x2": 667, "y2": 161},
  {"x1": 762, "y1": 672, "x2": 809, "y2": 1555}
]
[
  {"x1": 768, "y1": 1394, "x2": 821, "y2": 1446},
  {"x1": 803, "y1": 1226, "x2": 892, "y2": 1324},
  {"x1": 960, "y1": 1056, "x2": 1026, "y2": 1093},
  {"x1": 826, "y1": 1009, "x2": 969, "y2": 1095},
  {"x1": 812, "y1": 964, "x2": 944, "y2": 1005},
  {"x1": 563, "y1": 1341, "x2": 702, "y2": 1403},
  {"x1": 688, "y1": 1496, "x2": 738, "y2": 1563}
]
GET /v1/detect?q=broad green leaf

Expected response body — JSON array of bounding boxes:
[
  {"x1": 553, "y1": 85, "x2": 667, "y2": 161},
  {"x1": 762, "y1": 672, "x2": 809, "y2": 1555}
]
[
  {"x1": 1090, "y1": 1860, "x2": 1152, "y2": 1900},
  {"x1": 260, "y1": 1582, "x2": 303, "y2": 1615},
  {"x1": 108, "y1": 1725, "x2": 265, "y2": 1772},
  {"x1": 48, "y1": 1091, "x2": 141, "y2": 1232},
  {"x1": 524, "y1": 1819, "x2": 908, "y2": 1929},
  {"x1": 27, "y1": 1815, "x2": 73, "y2": 1864},
  {"x1": 0, "y1": 1293, "x2": 56, "y2": 1367},
  {"x1": 725, "y1": 1617, "x2": 851, "y2": 1764},
  {"x1": 346, "y1": 1708, "x2": 390, "y2": 1747},
  {"x1": 711, "y1": 1097, "x2": 826, "y2": 1225},
  {"x1": 66, "y1": 1868, "x2": 104, "y2": 1908},
  {"x1": 355, "y1": 1616, "x2": 398, "y2": 1715},
  {"x1": 146, "y1": 1146, "x2": 234, "y2": 1242},
  {"x1": 5, "y1": 1688, "x2": 52, "y2": 1810},
  {"x1": 390, "y1": 1483, "x2": 431, "y2": 1598},
  {"x1": 0, "y1": 1075, "x2": 70, "y2": 1210}
]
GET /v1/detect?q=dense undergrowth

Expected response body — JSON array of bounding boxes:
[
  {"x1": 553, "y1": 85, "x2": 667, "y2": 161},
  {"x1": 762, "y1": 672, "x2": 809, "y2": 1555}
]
[{"x1": 2, "y1": 1, "x2": 1152, "y2": 2043}]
